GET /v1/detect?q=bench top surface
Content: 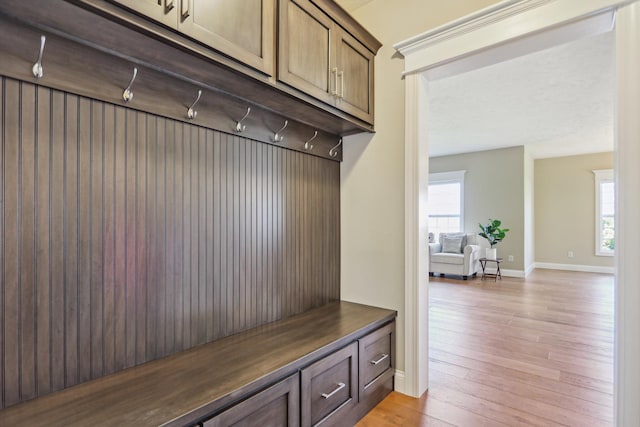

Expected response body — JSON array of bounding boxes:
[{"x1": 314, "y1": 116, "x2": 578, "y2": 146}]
[{"x1": 0, "y1": 301, "x2": 395, "y2": 427}]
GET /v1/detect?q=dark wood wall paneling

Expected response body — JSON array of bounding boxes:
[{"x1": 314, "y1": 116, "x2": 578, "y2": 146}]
[{"x1": 0, "y1": 76, "x2": 340, "y2": 409}]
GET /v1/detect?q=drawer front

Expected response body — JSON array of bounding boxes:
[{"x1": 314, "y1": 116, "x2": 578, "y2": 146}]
[
  {"x1": 301, "y1": 342, "x2": 358, "y2": 426},
  {"x1": 203, "y1": 374, "x2": 299, "y2": 427},
  {"x1": 359, "y1": 323, "x2": 394, "y2": 391}
]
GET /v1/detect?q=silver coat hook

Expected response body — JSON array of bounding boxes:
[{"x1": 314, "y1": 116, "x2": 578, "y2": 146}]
[
  {"x1": 329, "y1": 138, "x2": 343, "y2": 157},
  {"x1": 32, "y1": 35, "x2": 46, "y2": 79},
  {"x1": 122, "y1": 67, "x2": 138, "y2": 103},
  {"x1": 304, "y1": 131, "x2": 318, "y2": 151},
  {"x1": 273, "y1": 120, "x2": 288, "y2": 143},
  {"x1": 187, "y1": 89, "x2": 202, "y2": 120},
  {"x1": 235, "y1": 107, "x2": 251, "y2": 133}
]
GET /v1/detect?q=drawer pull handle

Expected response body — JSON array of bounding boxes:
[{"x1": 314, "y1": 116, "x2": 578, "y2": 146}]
[
  {"x1": 321, "y1": 382, "x2": 346, "y2": 399},
  {"x1": 331, "y1": 68, "x2": 338, "y2": 96},
  {"x1": 181, "y1": 0, "x2": 190, "y2": 20},
  {"x1": 370, "y1": 354, "x2": 389, "y2": 365}
]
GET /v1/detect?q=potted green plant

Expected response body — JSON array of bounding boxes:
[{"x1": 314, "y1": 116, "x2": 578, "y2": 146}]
[{"x1": 478, "y1": 219, "x2": 509, "y2": 260}]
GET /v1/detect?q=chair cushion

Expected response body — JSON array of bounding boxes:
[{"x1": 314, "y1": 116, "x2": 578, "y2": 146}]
[
  {"x1": 442, "y1": 236, "x2": 463, "y2": 254},
  {"x1": 431, "y1": 253, "x2": 464, "y2": 265}
]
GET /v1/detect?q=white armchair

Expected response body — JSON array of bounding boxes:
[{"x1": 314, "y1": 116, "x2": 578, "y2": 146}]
[{"x1": 429, "y1": 232, "x2": 481, "y2": 280}]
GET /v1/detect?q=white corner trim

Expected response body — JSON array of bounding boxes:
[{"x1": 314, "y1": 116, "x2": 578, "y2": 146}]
[
  {"x1": 403, "y1": 73, "x2": 430, "y2": 398},
  {"x1": 534, "y1": 262, "x2": 615, "y2": 274},
  {"x1": 394, "y1": 0, "x2": 623, "y2": 76},
  {"x1": 393, "y1": 370, "x2": 407, "y2": 394},
  {"x1": 394, "y1": 0, "x2": 548, "y2": 55},
  {"x1": 616, "y1": 5, "x2": 640, "y2": 424}
]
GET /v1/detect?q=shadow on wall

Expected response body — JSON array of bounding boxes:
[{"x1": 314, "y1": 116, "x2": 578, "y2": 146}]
[{"x1": 341, "y1": 132, "x2": 375, "y2": 180}]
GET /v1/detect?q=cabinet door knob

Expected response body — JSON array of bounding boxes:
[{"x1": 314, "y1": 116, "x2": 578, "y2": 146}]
[
  {"x1": 338, "y1": 70, "x2": 344, "y2": 99},
  {"x1": 321, "y1": 382, "x2": 346, "y2": 399},
  {"x1": 164, "y1": 0, "x2": 174, "y2": 13}
]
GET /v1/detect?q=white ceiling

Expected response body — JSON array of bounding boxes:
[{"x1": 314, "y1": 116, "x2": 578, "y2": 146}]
[{"x1": 428, "y1": 31, "x2": 615, "y2": 159}]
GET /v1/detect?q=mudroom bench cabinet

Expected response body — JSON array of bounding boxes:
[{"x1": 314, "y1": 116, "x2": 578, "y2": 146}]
[{"x1": 0, "y1": 302, "x2": 396, "y2": 426}]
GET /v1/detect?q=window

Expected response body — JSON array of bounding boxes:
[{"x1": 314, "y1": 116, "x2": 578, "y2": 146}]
[
  {"x1": 428, "y1": 171, "x2": 465, "y2": 241},
  {"x1": 593, "y1": 169, "x2": 615, "y2": 256}
]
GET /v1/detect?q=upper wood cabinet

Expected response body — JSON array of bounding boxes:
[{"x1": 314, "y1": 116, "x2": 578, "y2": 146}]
[
  {"x1": 110, "y1": 0, "x2": 275, "y2": 76},
  {"x1": 278, "y1": 0, "x2": 335, "y2": 106},
  {"x1": 105, "y1": 0, "x2": 379, "y2": 128},
  {"x1": 111, "y1": 0, "x2": 178, "y2": 27},
  {"x1": 334, "y1": 29, "x2": 375, "y2": 124},
  {"x1": 177, "y1": 0, "x2": 275, "y2": 76},
  {"x1": 278, "y1": 0, "x2": 375, "y2": 124}
]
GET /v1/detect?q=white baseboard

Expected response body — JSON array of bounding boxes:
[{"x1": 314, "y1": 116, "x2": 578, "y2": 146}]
[
  {"x1": 502, "y1": 268, "x2": 525, "y2": 278},
  {"x1": 534, "y1": 262, "x2": 614, "y2": 274},
  {"x1": 481, "y1": 267, "x2": 525, "y2": 278},
  {"x1": 525, "y1": 264, "x2": 536, "y2": 277},
  {"x1": 393, "y1": 369, "x2": 406, "y2": 394}
]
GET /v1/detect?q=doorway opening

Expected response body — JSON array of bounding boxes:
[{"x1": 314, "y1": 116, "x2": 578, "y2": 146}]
[{"x1": 396, "y1": 1, "x2": 640, "y2": 424}]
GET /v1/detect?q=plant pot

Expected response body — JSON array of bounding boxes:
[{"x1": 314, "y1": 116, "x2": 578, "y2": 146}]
[{"x1": 485, "y1": 248, "x2": 497, "y2": 260}]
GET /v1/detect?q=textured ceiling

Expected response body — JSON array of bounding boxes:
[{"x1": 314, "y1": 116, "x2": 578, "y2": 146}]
[{"x1": 428, "y1": 31, "x2": 614, "y2": 159}]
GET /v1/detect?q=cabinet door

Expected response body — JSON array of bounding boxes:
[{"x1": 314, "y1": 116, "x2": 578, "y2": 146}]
[
  {"x1": 278, "y1": 0, "x2": 336, "y2": 105},
  {"x1": 301, "y1": 342, "x2": 358, "y2": 427},
  {"x1": 177, "y1": 0, "x2": 275, "y2": 76},
  {"x1": 203, "y1": 374, "x2": 299, "y2": 427},
  {"x1": 111, "y1": 0, "x2": 178, "y2": 27},
  {"x1": 335, "y1": 30, "x2": 374, "y2": 124}
]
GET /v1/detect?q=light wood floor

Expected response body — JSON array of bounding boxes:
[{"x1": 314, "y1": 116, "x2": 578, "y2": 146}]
[{"x1": 357, "y1": 269, "x2": 614, "y2": 426}]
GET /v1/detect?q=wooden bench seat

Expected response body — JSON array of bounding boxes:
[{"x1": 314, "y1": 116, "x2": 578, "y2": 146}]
[{"x1": 0, "y1": 302, "x2": 395, "y2": 426}]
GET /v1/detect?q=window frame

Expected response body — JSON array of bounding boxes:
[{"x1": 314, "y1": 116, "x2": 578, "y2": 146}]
[
  {"x1": 428, "y1": 170, "x2": 466, "y2": 240},
  {"x1": 593, "y1": 169, "x2": 615, "y2": 257}
]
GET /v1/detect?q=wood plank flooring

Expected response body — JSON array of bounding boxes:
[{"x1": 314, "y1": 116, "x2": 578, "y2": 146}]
[{"x1": 357, "y1": 269, "x2": 614, "y2": 426}]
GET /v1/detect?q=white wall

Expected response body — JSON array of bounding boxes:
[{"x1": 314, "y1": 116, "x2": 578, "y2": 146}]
[
  {"x1": 534, "y1": 152, "x2": 614, "y2": 269},
  {"x1": 339, "y1": 0, "x2": 501, "y2": 374}
]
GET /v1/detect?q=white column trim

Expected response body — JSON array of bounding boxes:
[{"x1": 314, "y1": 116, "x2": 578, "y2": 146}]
[
  {"x1": 403, "y1": 73, "x2": 430, "y2": 398},
  {"x1": 615, "y1": 3, "x2": 640, "y2": 424}
]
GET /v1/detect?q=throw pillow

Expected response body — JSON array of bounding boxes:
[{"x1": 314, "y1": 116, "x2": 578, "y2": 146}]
[
  {"x1": 440, "y1": 232, "x2": 467, "y2": 248},
  {"x1": 442, "y1": 236, "x2": 463, "y2": 254}
]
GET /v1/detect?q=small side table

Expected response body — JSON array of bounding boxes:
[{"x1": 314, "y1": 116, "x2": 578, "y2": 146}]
[{"x1": 479, "y1": 257, "x2": 503, "y2": 281}]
